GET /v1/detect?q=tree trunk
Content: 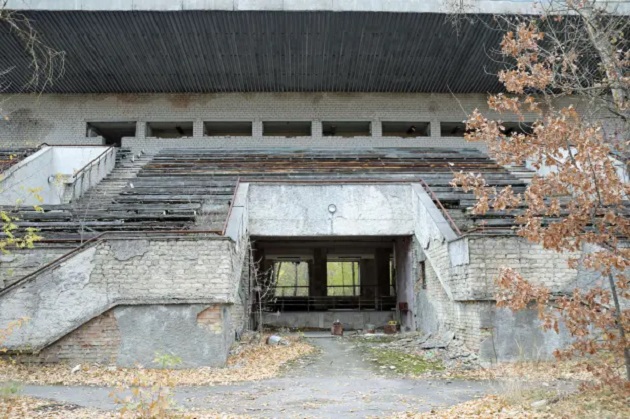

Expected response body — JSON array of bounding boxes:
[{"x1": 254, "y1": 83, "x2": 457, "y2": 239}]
[
  {"x1": 608, "y1": 274, "x2": 630, "y2": 381},
  {"x1": 579, "y1": 4, "x2": 627, "y2": 113}
]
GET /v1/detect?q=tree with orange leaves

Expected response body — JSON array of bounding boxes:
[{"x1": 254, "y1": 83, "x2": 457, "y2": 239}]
[{"x1": 452, "y1": 1, "x2": 630, "y2": 385}]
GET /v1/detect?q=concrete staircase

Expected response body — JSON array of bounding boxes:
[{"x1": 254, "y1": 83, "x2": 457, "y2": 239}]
[{"x1": 72, "y1": 149, "x2": 153, "y2": 209}]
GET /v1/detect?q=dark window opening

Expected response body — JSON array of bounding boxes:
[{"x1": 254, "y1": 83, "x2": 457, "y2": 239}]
[
  {"x1": 86, "y1": 121, "x2": 137, "y2": 147},
  {"x1": 204, "y1": 121, "x2": 252, "y2": 137},
  {"x1": 263, "y1": 121, "x2": 311, "y2": 137},
  {"x1": 322, "y1": 121, "x2": 371, "y2": 137},
  {"x1": 382, "y1": 121, "x2": 430, "y2": 137},
  {"x1": 419, "y1": 261, "x2": 426, "y2": 290},
  {"x1": 440, "y1": 122, "x2": 470, "y2": 137},
  {"x1": 501, "y1": 122, "x2": 534, "y2": 136},
  {"x1": 327, "y1": 261, "x2": 360, "y2": 296},
  {"x1": 146, "y1": 122, "x2": 193, "y2": 138},
  {"x1": 273, "y1": 261, "x2": 310, "y2": 297}
]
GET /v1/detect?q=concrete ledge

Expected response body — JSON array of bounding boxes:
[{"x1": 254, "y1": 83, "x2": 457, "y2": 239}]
[{"x1": 7, "y1": 0, "x2": 608, "y2": 14}]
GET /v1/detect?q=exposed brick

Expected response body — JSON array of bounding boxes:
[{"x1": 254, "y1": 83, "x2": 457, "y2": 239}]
[{"x1": 37, "y1": 310, "x2": 121, "y2": 364}]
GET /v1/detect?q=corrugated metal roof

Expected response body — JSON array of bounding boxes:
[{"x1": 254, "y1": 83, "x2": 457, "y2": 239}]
[{"x1": 0, "y1": 11, "x2": 506, "y2": 94}]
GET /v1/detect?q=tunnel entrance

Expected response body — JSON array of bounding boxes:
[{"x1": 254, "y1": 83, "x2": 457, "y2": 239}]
[{"x1": 252, "y1": 237, "x2": 412, "y2": 331}]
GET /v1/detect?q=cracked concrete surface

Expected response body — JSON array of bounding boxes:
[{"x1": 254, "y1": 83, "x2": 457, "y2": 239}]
[{"x1": 19, "y1": 336, "x2": 491, "y2": 418}]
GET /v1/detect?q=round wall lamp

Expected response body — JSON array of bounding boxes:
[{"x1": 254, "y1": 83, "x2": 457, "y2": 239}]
[{"x1": 328, "y1": 204, "x2": 337, "y2": 214}]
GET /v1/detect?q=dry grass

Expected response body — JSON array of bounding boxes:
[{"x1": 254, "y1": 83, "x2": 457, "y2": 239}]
[
  {"x1": 0, "y1": 396, "x2": 115, "y2": 419},
  {"x1": 444, "y1": 359, "x2": 595, "y2": 382},
  {"x1": 0, "y1": 396, "x2": 252, "y2": 418},
  {"x1": 0, "y1": 335, "x2": 315, "y2": 387},
  {"x1": 393, "y1": 388, "x2": 630, "y2": 418}
]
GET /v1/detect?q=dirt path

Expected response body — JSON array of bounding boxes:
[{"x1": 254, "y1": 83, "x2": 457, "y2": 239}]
[{"x1": 20, "y1": 336, "x2": 492, "y2": 418}]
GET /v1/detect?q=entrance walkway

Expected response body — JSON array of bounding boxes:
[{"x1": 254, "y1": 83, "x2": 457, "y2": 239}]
[{"x1": 20, "y1": 337, "x2": 491, "y2": 418}]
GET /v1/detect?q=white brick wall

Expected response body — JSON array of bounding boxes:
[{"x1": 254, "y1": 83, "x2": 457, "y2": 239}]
[{"x1": 89, "y1": 238, "x2": 236, "y2": 300}]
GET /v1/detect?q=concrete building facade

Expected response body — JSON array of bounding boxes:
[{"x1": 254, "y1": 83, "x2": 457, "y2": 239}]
[{"x1": 0, "y1": 1, "x2": 616, "y2": 367}]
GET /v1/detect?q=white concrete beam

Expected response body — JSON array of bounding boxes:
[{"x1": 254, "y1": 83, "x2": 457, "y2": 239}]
[{"x1": 7, "y1": 0, "x2": 630, "y2": 14}]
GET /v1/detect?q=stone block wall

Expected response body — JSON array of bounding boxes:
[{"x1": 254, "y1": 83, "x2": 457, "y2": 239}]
[{"x1": 413, "y1": 224, "x2": 586, "y2": 360}]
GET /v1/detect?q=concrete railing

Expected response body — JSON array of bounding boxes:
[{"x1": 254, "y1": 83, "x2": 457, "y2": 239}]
[
  {"x1": 0, "y1": 146, "x2": 117, "y2": 205},
  {"x1": 67, "y1": 146, "x2": 116, "y2": 202}
]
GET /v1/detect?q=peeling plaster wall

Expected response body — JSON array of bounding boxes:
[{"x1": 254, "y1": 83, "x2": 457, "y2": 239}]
[
  {"x1": 0, "y1": 237, "x2": 235, "y2": 354},
  {"x1": 115, "y1": 304, "x2": 231, "y2": 368},
  {"x1": 0, "y1": 247, "x2": 72, "y2": 289},
  {"x1": 34, "y1": 304, "x2": 232, "y2": 367}
]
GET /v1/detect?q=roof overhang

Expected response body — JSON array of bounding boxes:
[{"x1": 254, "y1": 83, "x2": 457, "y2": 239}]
[{"x1": 0, "y1": 9, "x2": 516, "y2": 94}]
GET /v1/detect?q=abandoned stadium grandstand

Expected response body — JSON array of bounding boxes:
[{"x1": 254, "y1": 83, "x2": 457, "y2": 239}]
[{"x1": 0, "y1": 1, "x2": 608, "y2": 367}]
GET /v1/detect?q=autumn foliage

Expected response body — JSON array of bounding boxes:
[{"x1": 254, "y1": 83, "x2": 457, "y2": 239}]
[{"x1": 452, "y1": 8, "x2": 630, "y2": 387}]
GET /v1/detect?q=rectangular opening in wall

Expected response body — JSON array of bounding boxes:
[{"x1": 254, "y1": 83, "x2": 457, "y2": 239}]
[
  {"x1": 322, "y1": 121, "x2": 371, "y2": 137},
  {"x1": 204, "y1": 121, "x2": 252, "y2": 137},
  {"x1": 440, "y1": 122, "x2": 469, "y2": 137},
  {"x1": 263, "y1": 121, "x2": 311, "y2": 137},
  {"x1": 146, "y1": 122, "x2": 193, "y2": 138},
  {"x1": 501, "y1": 122, "x2": 534, "y2": 136},
  {"x1": 86, "y1": 121, "x2": 137, "y2": 146},
  {"x1": 273, "y1": 261, "x2": 310, "y2": 297},
  {"x1": 382, "y1": 122, "x2": 430, "y2": 137},
  {"x1": 327, "y1": 261, "x2": 360, "y2": 296}
]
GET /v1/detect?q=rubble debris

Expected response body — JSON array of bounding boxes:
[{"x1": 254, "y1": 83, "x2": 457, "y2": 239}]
[
  {"x1": 353, "y1": 331, "x2": 480, "y2": 370},
  {"x1": 266, "y1": 335, "x2": 289, "y2": 346},
  {"x1": 420, "y1": 331, "x2": 455, "y2": 349}
]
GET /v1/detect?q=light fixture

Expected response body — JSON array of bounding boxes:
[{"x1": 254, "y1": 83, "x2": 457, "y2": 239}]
[{"x1": 328, "y1": 204, "x2": 337, "y2": 214}]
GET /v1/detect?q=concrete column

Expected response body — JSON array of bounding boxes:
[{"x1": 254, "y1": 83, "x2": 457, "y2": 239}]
[
  {"x1": 310, "y1": 248, "x2": 327, "y2": 309},
  {"x1": 360, "y1": 259, "x2": 377, "y2": 308},
  {"x1": 312, "y1": 120, "x2": 323, "y2": 139},
  {"x1": 372, "y1": 119, "x2": 382, "y2": 137},
  {"x1": 136, "y1": 121, "x2": 146, "y2": 138},
  {"x1": 395, "y1": 238, "x2": 416, "y2": 331},
  {"x1": 193, "y1": 119, "x2": 204, "y2": 137},
  {"x1": 252, "y1": 119, "x2": 263, "y2": 137},
  {"x1": 375, "y1": 248, "x2": 391, "y2": 297}
]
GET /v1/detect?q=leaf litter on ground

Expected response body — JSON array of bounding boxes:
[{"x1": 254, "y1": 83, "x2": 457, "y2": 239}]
[{"x1": 0, "y1": 334, "x2": 315, "y2": 387}]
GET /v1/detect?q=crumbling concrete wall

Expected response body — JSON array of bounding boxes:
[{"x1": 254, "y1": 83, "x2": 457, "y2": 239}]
[
  {"x1": 0, "y1": 247, "x2": 72, "y2": 289},
  {"x1": 415, "y1": 253, "x2": 572, "y2": 361},
  {"x1": 0, "y1": 237, "x2": 236, "y2": 355},
  {"x1": 116, "y1": 304, "x2": 232, "y2": 368},
  {"x1": 414, "y1": 232, "x2": 580, "y2": 361},
  {"x1": 35, "y1": 304, "x2": 232, "y2": 367}
]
